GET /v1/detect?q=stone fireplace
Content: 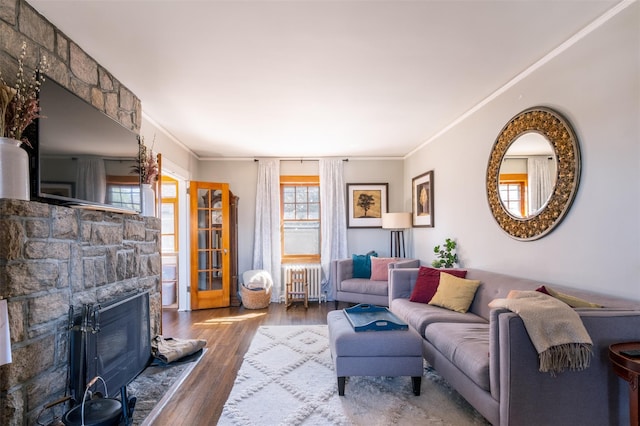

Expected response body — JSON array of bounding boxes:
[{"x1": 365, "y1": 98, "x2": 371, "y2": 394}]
[
  {"x1": 0, "y1": 199, "x2": 161, "y2": 425},
  {"x1": 0, "y1": 3, "x2": 157, "y2": 422},
  {"x1": 0, "y1": 2, "x2": 157, "y2": 423}
]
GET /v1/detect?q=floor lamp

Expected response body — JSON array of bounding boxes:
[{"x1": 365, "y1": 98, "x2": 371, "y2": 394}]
[{"x1": 382, "y1": 212, "x2": 412, "y2": 258}]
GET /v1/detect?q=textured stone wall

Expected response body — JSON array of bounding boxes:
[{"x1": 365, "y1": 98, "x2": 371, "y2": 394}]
[
  {"x1": 0, "y1": 200, "x2": 161, "y2": 425},
  {"x1": 0, "y1": 1, "x2": 152, "y2": 424},
  {"x1": 0, "y1": 0, "x2": 141, "y2": 132}
]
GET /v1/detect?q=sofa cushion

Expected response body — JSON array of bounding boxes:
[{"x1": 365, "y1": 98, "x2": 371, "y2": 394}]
[
  {"x1": 370, "y1": 257, "x2": 396, "y2": 281},
  {"x1": 352, "y1": 251, "x2": 377, "y2": 278},
  {"x1": 424, "y1": 322, "x2": 491, "y2": 391},
  {"x1": 390, "y1": 298, "x2": 486, "y2": 337},
  {"x1": 409, "y1": 267, "x2": 468, "y2": 304},
  {"x1": 340, "y1": 278, "x2": 389, "y2": 297},
  {"x1": 429, "y1": 273, "x2": 481, "y2": 313}
]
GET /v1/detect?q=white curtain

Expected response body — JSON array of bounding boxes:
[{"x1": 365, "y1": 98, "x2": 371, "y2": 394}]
[
  {"x1": 252, "y1": 159, "x2": 282, "y2": 302},
  {"x1": 319, "y1": 158, "x2": 348, "y2": 301},
  {"x1": 528, "y1": 156, "x2": 554, "y2": 214},
  {"x1": 75, "y1": 157, "x2": 106, "y2": 203}
]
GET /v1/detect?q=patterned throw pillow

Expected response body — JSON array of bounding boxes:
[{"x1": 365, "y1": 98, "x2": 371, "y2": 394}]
[{"x1": 409, "y1": 267, "x2": 467, "y2": 303}]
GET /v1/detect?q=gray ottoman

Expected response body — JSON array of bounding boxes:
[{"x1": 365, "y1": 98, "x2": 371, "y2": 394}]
[{"x1": 327, "y1": 309, "x2": 423, "y2": 396}]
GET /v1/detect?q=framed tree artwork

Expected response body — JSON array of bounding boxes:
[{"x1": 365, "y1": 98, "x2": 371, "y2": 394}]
[
  {"x1": 412, "y1": 171, "x2": 434, "y2": 227},
  {"x1": 346, "y1": 183, "x2": 388, "y2": 228}
]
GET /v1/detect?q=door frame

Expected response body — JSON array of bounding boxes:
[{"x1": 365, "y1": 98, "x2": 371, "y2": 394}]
[{"x1": 158, "y1": 157, "x2": 192, "y2": 312}]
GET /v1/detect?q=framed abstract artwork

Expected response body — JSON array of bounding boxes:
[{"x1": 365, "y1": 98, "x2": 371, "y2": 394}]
[
  {"x1": 412, "y1": 171, "x2": 434, "y2": 227},
  {"x1": 346, "y1": 183, "x2": 388, "y2": 228}
]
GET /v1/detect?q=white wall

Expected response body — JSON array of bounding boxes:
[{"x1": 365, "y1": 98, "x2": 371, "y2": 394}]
[
  {"x1": 344, "y1": 159, "x2": 405, "y2": 257},
  {"x1": 405, "y1": 3, "x2": 639, "y2": 300},
  {"x1": 140, "y1": 115, "x2": 198, "y2": 178},
  {"x1": 195, "y1": 158, "x2": 405, "y2": 278},
  {"x1": 140, "y1": 116, "x2": 196, "y2": 310},
  {"x1": 196, "y1": 160, "x2": 258, "y2": 277},
  {"x1": 143, "y1": 3, "x2": 638, "y2": 304}
]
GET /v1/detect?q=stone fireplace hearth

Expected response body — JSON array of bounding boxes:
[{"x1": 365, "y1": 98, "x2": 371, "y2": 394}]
[{"x1": 0, "y1": 199, "x2": 161, "y2": 425}]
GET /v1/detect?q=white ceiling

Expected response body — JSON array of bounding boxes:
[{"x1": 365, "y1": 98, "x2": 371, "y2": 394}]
[{"x1": 28, "y1": 0, "x2": 620, "y2": 159}]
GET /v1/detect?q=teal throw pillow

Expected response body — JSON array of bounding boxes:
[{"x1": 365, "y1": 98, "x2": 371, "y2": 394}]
[{"x1": 352, "y1": 251, "x2": 377, "y2": 278}]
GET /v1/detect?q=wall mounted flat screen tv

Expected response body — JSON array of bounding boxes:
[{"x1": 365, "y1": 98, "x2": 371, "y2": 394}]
[{"x1": 29, "y1": 78, "x2": 142, "y2": 213}]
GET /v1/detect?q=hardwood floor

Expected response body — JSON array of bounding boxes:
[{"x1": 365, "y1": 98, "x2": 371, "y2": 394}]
[{"x1": 150, "y1": 301, "x2": 349, "y2": 425}]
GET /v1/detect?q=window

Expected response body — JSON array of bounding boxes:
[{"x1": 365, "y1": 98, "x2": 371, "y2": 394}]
[
  {"x1": 281, "y1": 176, "x2": 320, "y2": 263},
  {"x1": 499, "y1": 173, "x2": 527, "y2": 217},
  {"x1": 106, "y1": 175, "x2": 141, "y2": 211}
]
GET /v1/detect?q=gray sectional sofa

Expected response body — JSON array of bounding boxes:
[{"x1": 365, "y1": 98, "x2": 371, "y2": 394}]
[
  {"x1": 389, "y1": 267, "x2": 640, "y2": 426},
  {"x1": 332, "y1": 257, "x2": 419, "y2": 306}
]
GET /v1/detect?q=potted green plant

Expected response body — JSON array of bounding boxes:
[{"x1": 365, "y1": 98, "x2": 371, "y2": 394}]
[
  {"x1": 0, "y1": 42, "x2": 48, "y2": 200},
  {"x1": 431, "y1": 238, "x2": 458, "y2": 268}
]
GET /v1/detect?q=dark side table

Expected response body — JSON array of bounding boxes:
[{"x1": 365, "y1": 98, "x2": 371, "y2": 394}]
[{"x1": 609, "y1": 342, "x2": 640, "y2": 426}]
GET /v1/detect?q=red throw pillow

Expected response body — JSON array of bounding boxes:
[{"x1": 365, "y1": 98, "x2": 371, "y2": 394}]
[
  {"x1": 409, "y1": 267, "x2": 467, "y2": 303},
  {"x1": 536, "y1": 285, "x2": 551, "y2": 295}
]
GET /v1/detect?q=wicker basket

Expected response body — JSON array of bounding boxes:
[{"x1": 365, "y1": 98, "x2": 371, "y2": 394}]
[{"x1": 241, "y1": 286, "x2": 272, "y2": 309}]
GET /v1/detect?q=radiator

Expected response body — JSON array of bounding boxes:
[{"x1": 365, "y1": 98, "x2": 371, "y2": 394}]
[{"x1": 281, "y1": 264, "x2": 326, "y2": 303}]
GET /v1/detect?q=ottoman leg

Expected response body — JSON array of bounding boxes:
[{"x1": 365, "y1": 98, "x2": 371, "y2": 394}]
[
  {"x1": 338, "y1": 377, "x2": 346, "y2": 396},
  {"x1": 412, "y1": 377, "x2": 421, "y2": 396}
]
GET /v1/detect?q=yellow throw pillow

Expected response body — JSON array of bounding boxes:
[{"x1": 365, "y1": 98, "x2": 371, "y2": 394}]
[
  {"x1": 428, "y1": 272, "x2": 481, "y2": 313},
  {"x1": 543, "y1": 286, "x2": 603, "y2": 308}
]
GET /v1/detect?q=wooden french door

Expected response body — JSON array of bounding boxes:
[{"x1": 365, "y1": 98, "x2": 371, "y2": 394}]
[{"x1": 190, "y1": 182, "x2": 231, "y2": 309}]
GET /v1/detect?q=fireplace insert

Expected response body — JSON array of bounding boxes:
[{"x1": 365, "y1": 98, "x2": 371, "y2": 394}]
[{"x1": 69, "y1": 292, "x2": 151, "y2": 405}]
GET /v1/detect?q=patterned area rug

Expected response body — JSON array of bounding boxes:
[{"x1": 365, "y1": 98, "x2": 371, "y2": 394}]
[{"x1": 219, "y1": 325, "x2": 490, "y2": 425}]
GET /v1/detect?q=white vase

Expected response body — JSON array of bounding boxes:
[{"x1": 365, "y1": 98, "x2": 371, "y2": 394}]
[
  {"x1": 141, "y1": 183, "x2": 156, "y2": 217},
  {"x1": 0, "y1": 137, "x2": 30, "y2": 201}
]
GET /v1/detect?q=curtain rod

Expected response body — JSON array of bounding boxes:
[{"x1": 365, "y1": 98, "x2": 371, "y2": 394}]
[{"x1": 254, "y1": 158, "x2": 348, "y2": 162}]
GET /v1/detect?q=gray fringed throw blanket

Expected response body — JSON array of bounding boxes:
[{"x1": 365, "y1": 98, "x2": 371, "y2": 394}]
[
  {"x1": 488, "y1": 290, "x2": 592, "y2": 375},
  {"x1": 152, "y1": 335, "x2": 207, "y2": 364}
]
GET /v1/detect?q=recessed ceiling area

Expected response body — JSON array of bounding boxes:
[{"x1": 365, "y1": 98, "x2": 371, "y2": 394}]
[{"x1": 28, "y1": 0, "x2": 621, "y2": 159}]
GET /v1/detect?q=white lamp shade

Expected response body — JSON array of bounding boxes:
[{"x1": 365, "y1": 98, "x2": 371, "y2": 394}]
[{"x1": 382, "y1": 212, "x2": 412, "y2": 229}]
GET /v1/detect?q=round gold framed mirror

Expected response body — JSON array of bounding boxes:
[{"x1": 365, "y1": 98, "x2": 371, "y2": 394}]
[{"x1": 486, "y1": 107, "x2": 580, "y2": 241}]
